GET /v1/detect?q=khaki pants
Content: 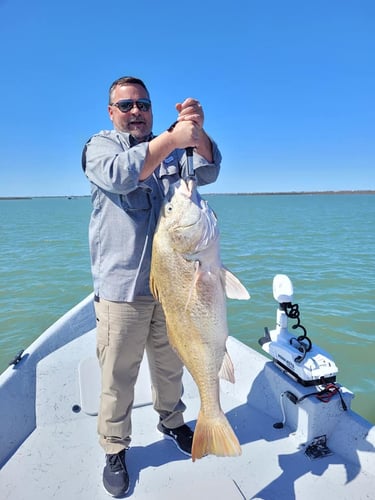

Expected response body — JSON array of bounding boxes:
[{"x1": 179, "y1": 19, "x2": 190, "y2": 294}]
[{"x1": 95, "y1": 297, "x2": 186, "y2": 454}]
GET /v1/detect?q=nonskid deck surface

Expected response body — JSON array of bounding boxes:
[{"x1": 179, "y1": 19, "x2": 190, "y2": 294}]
[{"x1": 0, "y1": 328, "x2": 374, "y2": 500}]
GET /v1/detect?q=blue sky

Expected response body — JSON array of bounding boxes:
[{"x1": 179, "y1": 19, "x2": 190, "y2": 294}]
[{"x1": 0, "y1": 0, "x2": 374, "y2": 196}]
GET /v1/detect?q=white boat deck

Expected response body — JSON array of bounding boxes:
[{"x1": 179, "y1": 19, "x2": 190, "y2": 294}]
[{"x1": 0, "y1": 295, "x2": 374, "y2": 499}]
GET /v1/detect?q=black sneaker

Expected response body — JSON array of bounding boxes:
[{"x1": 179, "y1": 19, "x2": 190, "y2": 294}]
[
  {"x1": 158, "y1": 422, "x2": 194, "y2": 456},
  {"x1": 103, "y1": 449, "x2": 130, "y2": 498}
]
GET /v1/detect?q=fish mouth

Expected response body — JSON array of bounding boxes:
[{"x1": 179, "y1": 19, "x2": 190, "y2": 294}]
[
  {"x1": 176, "y1": 178, "x2": 197, "y2": 200},
  {"x1": 169, "y1": 179, "x2": 202, "y2": 230},
  {"x1": 173, "y1": 209, "x2": 202, "y2": 231},
  {"x1": 175, "y1": 207, "x2": 219, "y2": 254},
  {"x1": 168, "y1": 178, "x2": 219, "y2": 251}
]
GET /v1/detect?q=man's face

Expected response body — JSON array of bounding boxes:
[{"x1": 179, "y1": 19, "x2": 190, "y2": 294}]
[{"x1": 108, "y1": 83, "x2": 153, "y2": 141}]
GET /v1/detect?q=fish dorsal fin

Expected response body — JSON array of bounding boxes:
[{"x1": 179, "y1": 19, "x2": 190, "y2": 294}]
[
  {"x1": 219, "y1": 350, "x2": 235, "y2": 383},
  {"x1": 221, "y1": 267, "x2": 250, "y2": 300}
]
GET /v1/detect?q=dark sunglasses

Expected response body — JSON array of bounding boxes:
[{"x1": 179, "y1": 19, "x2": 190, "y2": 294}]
[{"x1": 110, "y1": 98, "x2": 151, "y2": 113}]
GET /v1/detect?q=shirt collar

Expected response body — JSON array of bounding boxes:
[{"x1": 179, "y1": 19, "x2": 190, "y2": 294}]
[{"x1": 129, "y1": 133, "x2": 154, "y2": 146}]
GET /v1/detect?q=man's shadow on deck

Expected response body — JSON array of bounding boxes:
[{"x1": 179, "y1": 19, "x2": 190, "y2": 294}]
[
  {"x1": 124, "y1": 362, "x2": 374, "y2": 499},
  {"x1": 224, "y1": 362, "x2": 375, "y2": 500}
]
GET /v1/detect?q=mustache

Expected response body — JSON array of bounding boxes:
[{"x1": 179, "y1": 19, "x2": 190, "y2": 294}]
[{"x1": 128, "y1": 118, "x2": 146, "y2": 124}]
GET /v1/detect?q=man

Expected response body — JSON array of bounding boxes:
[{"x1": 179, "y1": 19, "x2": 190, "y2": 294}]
[{"x1": 82, "y1": 76, "x2": 221, "y2": 497}]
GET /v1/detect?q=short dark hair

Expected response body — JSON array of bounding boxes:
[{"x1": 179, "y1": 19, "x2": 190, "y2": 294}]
[{"x1": 108, "y1": 76, "x2": 149, "y2": 104}]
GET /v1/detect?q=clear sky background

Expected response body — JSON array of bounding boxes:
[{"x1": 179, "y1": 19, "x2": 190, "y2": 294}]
[{"x1": 0, "y1": 0, "x2": 374, "y2": 196}]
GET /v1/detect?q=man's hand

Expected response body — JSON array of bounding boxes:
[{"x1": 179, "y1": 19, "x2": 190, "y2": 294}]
[
  {"x1": 175, "y1": 98, "x2": 212, "y2": 162},
  {"x1": 175, "y1": 98, "x2": 204, "y2": 129}
]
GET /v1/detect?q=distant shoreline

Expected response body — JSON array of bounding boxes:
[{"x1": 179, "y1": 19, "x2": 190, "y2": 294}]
[
  {"x1": 1, "y1": 190, "x2": 375, "y2": 200},
  {"x1": 0, "y1": 196, "x2": 90, "y2": 200},
  {"x1": 208, "y1": 190, "x2": 375, "y2": 196}
]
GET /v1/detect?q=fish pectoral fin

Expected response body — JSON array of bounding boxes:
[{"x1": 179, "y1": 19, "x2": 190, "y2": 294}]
[
  {"x1": 218, "y1": 350, "x2": 235, "y2": 383},
  {"x1": 184, "y1": 261, "x2": 201, "y2": 311},
  {"x1": 221, "y1": 267, "x2": 250, "y2": 300},
  {"x1": 150, "y1": 275, "x2": 160, "y2": 302}
]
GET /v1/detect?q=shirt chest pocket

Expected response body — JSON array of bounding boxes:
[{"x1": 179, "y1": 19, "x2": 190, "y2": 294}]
[
  {"x1": 160, "y1": 157, "x2": 180, "y2": 177},
  {"x1": 120, "y1": 187, "x2": 151, "y2": 212}
]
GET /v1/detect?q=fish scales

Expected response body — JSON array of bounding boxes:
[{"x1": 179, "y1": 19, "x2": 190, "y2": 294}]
[{"x1": 150, "y1": 179, "x2": 250, "y2": 461}]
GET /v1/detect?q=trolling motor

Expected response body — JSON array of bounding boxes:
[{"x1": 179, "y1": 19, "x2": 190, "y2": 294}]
[{"x1": 259, "y1": 275, "x2": 338, "y2": 386}]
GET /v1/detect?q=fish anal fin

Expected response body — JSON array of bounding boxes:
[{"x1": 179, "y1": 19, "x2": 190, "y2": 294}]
[
  {"x1": 218, "y1": 350, "x2": 235, "y2": 383},
  {"x1": 221, "y1": 268, "x2": 250, "y2": 300},
  {"x1": 191, "y1": 411, "x2": 242, "y2": 462}
]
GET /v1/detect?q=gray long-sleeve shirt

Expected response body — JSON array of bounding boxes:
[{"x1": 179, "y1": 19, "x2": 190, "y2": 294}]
[{"x1": 82, "y1": 129, "x2": 221, "y2": 302}]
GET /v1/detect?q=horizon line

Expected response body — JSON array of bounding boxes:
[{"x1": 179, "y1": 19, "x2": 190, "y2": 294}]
[{"x1": 1, "y1": 189, "x2": 375, "y2": 200}]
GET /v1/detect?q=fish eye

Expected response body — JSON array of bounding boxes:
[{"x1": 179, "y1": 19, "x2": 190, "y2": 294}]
[{"x1": 165, "y1": 203, "x2": 173, "y2": 214}]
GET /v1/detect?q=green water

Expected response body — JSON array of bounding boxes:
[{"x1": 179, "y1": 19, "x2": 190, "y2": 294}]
[{"x1": 0, "y1": 194, "x2": 374, "y2": 423}]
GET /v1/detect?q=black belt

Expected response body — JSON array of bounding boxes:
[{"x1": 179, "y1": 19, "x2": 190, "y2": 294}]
[{"x1": 94, "y1": 295, "x2": 100, "y2": 303}]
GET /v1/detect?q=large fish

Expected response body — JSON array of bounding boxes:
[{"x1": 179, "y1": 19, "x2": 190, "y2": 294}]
[{"x1": 150, "y1": 179, "x2": 250, "y2": 461}]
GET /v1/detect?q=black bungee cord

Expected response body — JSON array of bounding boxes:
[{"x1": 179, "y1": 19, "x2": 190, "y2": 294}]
[{"x1": 280, "y1": 302, "x2": 312, "y2": 363}]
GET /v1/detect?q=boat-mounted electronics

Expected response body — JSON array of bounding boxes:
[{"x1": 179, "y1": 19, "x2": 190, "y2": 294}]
[{"x1": 259, "y1": 274, "x2": 338, "y2": 386}]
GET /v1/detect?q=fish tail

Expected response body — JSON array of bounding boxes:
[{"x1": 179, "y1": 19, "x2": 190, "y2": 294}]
[{"x1": 191, "y1": 411, "x2": 241, "y2": 461}]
